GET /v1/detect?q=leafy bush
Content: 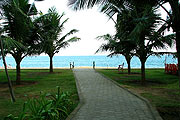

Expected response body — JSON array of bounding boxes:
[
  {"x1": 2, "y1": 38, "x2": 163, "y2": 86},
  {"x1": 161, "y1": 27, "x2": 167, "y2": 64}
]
[{"x1": 4, "y1": 86, "x2": 74, "y2": 120}]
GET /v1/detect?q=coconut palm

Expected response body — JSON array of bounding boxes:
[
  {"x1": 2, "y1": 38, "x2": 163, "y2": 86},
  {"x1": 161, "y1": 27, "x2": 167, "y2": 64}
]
[
  {"x1": 2, "y1": 0, "x2": 38, "y2": 84},
  {"x1": 96, "y1": 12, "x2": 136, "y2": 74},
  {"x1": 68, "y1": 0, "x2": 180, "y2": 87},
  {"x1": 127, "y1": 4, "x2": 175, "y2": 84},
  {"x1": 96, "y1": 34, "x2": 135, "y2": 74},
  {"x1": 69, "y1": 0, "x2": 176, "y2": 84},
  {"x1": 34, "y1": 8, "x2": 80, "y2": 72},
  {"x1": 0, "y1": 27, "x2": 16, "y2": 102},
  {"x1": 108, "y1": 2, "x2": 174, "y2": 84},
  {"x1": 157, "y1": 0, "x2": 180, "y2": 88},
  {"x1": 92, "y1": 0, "x2": 174, "y2": 84}
]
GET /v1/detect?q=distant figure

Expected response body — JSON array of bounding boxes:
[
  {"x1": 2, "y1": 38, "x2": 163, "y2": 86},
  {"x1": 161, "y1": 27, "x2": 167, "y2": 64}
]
[
  {"x1": 70, "y1": 62, "x2": 72, "y2": 69},
  {"x1": 93, "y1": 61, "x2": 95, "y2": 69},
  {"x1": 8, "y1": 64, "x2": 12, "y2": 68},
  {"x1": 72, "y1": 62, "x2": 74, "y2": 68},
  {"x1": 70, "y1": 62, "x2": 74, "y2": 69},
  {"x1": 118, "y1": 63, "x2": 124, "y2": 72}
]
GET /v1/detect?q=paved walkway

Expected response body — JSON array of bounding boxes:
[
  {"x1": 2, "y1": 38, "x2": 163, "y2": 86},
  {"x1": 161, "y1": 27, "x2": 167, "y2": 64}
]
[{"x1": 72, "y1": 69, "x2": 161, "y2": 120}]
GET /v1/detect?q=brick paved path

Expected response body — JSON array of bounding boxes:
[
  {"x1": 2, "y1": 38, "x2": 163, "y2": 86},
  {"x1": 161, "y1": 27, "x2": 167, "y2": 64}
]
[{"x1": 72, "y1": 69, "x2": 161, "y2": 120}]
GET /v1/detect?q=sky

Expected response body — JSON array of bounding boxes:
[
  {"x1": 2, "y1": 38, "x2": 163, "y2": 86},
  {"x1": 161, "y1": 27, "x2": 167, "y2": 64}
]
[
  {"x1": 31, "y1": 0, "x2": 176, "y2": 56},
  {"x1": 32, "y1": 0, "x2": 115, "y2": 56}
]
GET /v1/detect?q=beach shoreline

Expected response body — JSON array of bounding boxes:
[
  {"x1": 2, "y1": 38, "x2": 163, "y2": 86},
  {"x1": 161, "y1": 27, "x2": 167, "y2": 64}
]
[{"x1": 0, "y1": 66, "x2": 164, "y2": 69}]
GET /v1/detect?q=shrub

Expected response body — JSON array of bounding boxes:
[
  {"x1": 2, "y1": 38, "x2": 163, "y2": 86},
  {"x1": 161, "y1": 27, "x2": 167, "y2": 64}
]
[{"x1": 4, "y1": 86, "x2": 74, "y2": 120}]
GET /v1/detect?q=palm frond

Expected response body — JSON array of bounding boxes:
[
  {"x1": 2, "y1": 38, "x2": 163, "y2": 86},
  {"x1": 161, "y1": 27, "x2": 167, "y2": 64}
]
[
  {"x1": 58, "y1": 29, "x2": 79, "y2": 42},
  {"x1": 66, "y1": 36, "x2": 81, "y2": 42},
  {"x1": 1, "y1": 36, "x2": 26, "y2": 51},
  {"x1": 68, "y1": 0, "x2": 107, "y2": 10},
  {"x1": 96, "y1": 34, "x2": 114, "y2": 41}
]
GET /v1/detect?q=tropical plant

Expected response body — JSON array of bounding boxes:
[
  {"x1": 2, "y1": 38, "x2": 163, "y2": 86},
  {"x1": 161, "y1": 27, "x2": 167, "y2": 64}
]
[
  {"x1": 96, "y1": 6, "x2": 138, "y2": 74},
  {"x1": 156, "y1": 0, "x2": 180, "y2": 88},
  {"x1": 2, "y1": 0, "x2": 38, "y2": 84},
  {"x1": 96, "y1": 33, "x2": 135, "y2": 74},
  {"x1": 103, "y1": 1, "x2": 175, "y2": 84},
  {"x1": 129, "y1": 4, "x2": 175, "y2": 84},
  {"x1": 68, "y1": 0, "x2": 180, "y2": 87},
  {"x1": 4, "y1": 87, "x2": 74, "y2": 120},
  {"x1": 69, "y1": 0, "x2": 175, "y2": 84},
  {"x1": 34, "y1": 8, "x2": 80, "y2": 72},
  {"x1": 0, "y1": 27, "x2": 16, "y2": 102}
]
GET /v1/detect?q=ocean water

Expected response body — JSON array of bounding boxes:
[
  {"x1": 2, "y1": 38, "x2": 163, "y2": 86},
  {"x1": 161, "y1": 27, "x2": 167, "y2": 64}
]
[{"x1": 0, "y1": 55, "x2": 177, "y2": 68}]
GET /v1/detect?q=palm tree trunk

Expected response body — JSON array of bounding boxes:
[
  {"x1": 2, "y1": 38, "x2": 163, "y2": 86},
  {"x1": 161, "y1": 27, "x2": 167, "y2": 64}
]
[
  {"x1": 140, "y1": 60, "x2": 146, "y2": 85},
  {"x1": 13, "y1": 54, "x2": 22, "y2": 85},
  {"x1": 16, "y1": 61, "x2": 21, "y2": 85},
  {"x1": 49, "y1": 56, "x2": 53, "y2": 73},
  {"x1": 169, "y1": 0, "x2": 180, "y2": 88},
  {"x1": 176, "y1": 31, "x2": 180, "y2": 88},
  {"x1": 0, "y1": 39, "x2": 16, "y2": 102},
  {"x1": 125, "y1": 56, "x2": 131, "y2": 74},
  {"x1": 127, "y1": 60, "x2": 131, "y2": 74}
]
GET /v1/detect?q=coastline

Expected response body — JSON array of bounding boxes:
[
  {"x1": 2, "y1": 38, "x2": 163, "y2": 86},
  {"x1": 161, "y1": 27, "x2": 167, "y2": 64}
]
[{"x1": 0, "y1": 66, "x2": 164, "y2": 69}]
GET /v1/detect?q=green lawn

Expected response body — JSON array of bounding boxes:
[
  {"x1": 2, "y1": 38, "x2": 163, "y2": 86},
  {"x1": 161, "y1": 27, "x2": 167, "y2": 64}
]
[
  {"x1": 0, "y1": 69, "x2": 78, "y2": 119},
  {"x1": 97, "y1": 69, "x2": 180, "y2": 120}
]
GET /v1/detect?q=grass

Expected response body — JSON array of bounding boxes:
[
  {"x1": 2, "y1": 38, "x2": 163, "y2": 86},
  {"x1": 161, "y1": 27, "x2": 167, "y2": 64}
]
[
  {"x1": 0, "y1": 69, "x2": 78, "y2": 119},
  {"x1": 97, "y1": 69, "x2": 180, "y2": 120}
]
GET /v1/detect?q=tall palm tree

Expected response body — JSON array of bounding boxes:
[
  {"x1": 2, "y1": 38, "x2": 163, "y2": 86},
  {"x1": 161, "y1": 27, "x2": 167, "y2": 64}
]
[
  {"x1": 104, "y1": 1, "x2": 174, "y2": 84},
  {"x1": 96, "y1": 34, "x2": 135, "y2": 74},
  {"x1": 2, "y1": 0, "x2": 38, "y2": 84},
  {"x1": 0, "y1": 27, "x2": 16, "y2": 102},
  {"x1": 96, "y1": 11, "x2": 137, "y2": 74},
  {"x1": 128, "y1": 4, "x2": 174, "y2": 84},
  {"x1": 68, "y1": 0, "x2": 180, "y2": 87},
  {"x1": 69, "y1": 0, "x2": 175, "y2": 84},
  {"x1": 34, "y1": 8, "x2": 80, "y2": 72},
  {"x1": 157, "y1": 0, "x2": 180, "y2": 88}
]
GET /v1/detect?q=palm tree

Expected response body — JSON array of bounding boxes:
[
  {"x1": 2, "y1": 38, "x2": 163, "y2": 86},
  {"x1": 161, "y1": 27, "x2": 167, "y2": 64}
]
[
  {"x1": 68, "y1": 0, "x2": 180, "y2": 87},
  {"x1": 34, "y1": 8, "x2": 80, "y2": 72},
  {"x1": 156, "y1": 0, "x2": 180, "y2": 88},
  {"x1": 69, "y1": 0, "x2": 176, "y2": 84},
  {"x1": 96, "y1": 34, "x2": 135, "y2": 74},
  {"x1": 96, "y1": 10, "x2": 137, "y2": 74},
  {"x1": 105, "y1": 1, "x2": 174, "y2": 84},
  {"x1": 0, "y1": 27, "x2": 16, "y2": 102},
  {"x1": 2, "y1": 0, "x2": 38, "y2": 84},
  {"x1": 128, "y1": 4, "x2": 175, "y2": 84}
]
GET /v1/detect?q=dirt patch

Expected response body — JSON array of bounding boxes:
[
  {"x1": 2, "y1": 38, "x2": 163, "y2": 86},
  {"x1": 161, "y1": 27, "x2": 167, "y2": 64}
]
[
  {"x1": 0, "y1": 81, "x2": 38, "y2": 99},
  {"x1": 0, "y1": 81, "x2": 38, "y2": 92},
  {"x1": 0, "y1": 81, "x2": 37, "y2": 86},
  {"x1": 125, "y1": 86, "x2": 176, "y2": 97},
  {"x1": 27, "y1": 72, "x2": 62, "y2": 77},
  {"x1": 118, "y1": 72, "x2": 140, "y2": 75},
  {"x1": 157, "y1": 107, "x2": 180, "y2": 120}
]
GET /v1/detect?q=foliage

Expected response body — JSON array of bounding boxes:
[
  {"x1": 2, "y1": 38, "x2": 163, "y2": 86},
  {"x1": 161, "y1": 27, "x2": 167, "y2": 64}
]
[
  {"x1": 68, "y1": 0, "x2": 180, "y2": 88},
  {"x1": 34, "y1": 7, "x2": 80, "y2": 56},
  {"x1": 34, "y1": 7, "x2": 80, "y2": 72},
  {"x1": 1, "y1": 0, "x2": 39, "y2": 84},
  {"x1": 96, "y1": 33, "x2": 135, "y2": 74},
  {"x1": 4, "y1": 87, "x2": 74, "y2": 120},
  {"x1": 0, "y1": 69, "x2": 78, "y2": 119}
]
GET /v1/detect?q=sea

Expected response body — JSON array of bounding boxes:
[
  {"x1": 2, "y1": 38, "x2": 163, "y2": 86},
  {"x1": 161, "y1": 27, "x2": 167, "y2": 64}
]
[{"x1": 0, "y1": 55, "x2": 177, "y2": 68}]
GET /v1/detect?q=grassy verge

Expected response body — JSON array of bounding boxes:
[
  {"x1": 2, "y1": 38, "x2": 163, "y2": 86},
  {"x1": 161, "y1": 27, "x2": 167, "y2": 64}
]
[
  {"x1": 0, "y1": 69, "x2": 78, "y2": 119},
  {"x1": 97, "y1": 69, "x2": 180, "y2": 120}
]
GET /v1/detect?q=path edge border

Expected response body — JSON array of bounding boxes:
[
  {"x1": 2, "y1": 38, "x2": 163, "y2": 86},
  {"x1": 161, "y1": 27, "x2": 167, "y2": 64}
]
[
  {"x1": 66, "y1": 69, "x2": 85, "y2": 120},
  {"x1": 96, "y1": 70, "x2": 163, "y2": 120}
]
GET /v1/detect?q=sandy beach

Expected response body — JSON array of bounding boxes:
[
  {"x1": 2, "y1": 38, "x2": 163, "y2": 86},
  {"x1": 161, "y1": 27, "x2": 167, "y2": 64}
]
[{"x1": 0, "y1": 66, "x2": 118, "y2": 69}]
